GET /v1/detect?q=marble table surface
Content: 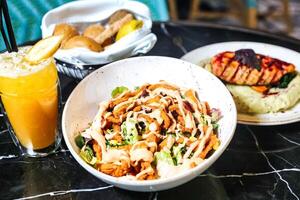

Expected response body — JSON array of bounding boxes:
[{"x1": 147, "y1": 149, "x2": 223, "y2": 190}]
[{"x1": 1, "y1": 22, "x2": 300, "y2": 200}]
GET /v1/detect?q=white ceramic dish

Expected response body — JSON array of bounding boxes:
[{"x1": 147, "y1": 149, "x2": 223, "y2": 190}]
[
  {"x1": 41, "y1": 0, "x2": 157, "y2": 65},
  {"x1": 181, "y1": 41, "x2": 300, "y2": 126},
  {"x1": 62, "y1": 56, "x2": 237, "y2": 191}
]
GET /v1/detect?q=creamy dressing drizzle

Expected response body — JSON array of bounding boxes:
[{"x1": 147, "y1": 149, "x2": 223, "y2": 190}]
[
  {"x1": 89, "y1": 125, "x2": 130, "y2": 165},
  {"x1": 80, "y1": 81, "x2": 220, "y2": 180},
  {"x1": 104, "y1": 131, "x2": 118, "y2": 140},
  {"x1": 198, "y1": 124, "x2": 204, "y2": 139},
  {"x1": 185, "y1": 112, "x2": 195, "y2": 129},
  {"x1": 86, "y1": 101, "x2": 132, "y2": 165},
  {"x1": 149, "y1": 122, "x2": 157, "y2": 132},
  {"x1": 185, "y1": 92, "x2": 203, "y2": 123},
  {"x1": 130, "y1": 148, "x2": 153, "y2": 164},
  {"x1": 129, "y1": 141, "x2": 156, "y2": 164},
  {"x1": 94, "y1": 101, "x2": 109, "y2": 129},
  {"x1": 183, "y1": 140, "x2": 200, "y2": 159},
  {"x1": 166, "y1": 135, "x2": 175, "y2": 149},
  {"x1": 113, "y1": 98, "x2": 133, "y2": 111},
  {"x1": 152, "y1": 88, "x2": 186, "y2": 119},
  {"x1": 156, "y1": 158, "x2": 202, "y2": 178},
  {"x1": 193, "y1": 126, "x2": 213, "y2": 158},
  {"x1": 90, "y1": 129, "x2": 106, "y2": 152},
  {"x1": 126, "y1": 102, "x2": 136, "y2": 112},
  {"x1": 102, "y1": 149, "x2": 130, "y2": 164},
  {"x1": 142, "y1": 131, "x2": 163, "y2": 140},
  {"x1": 126, "y1": 111, "x2": 134, "y2": 121},
  {"x1": 160, "y1": 98, "x2": 169, "y2": 107},
  {"x1": 148, "y1": 109, "x2": 163, "y2": 124},
  {"x1": 136, "y1": 166, "x2": 154, "y2": 179},
  {"x1": 104, "y1": 112, "x2": 112, "y2": 119}
]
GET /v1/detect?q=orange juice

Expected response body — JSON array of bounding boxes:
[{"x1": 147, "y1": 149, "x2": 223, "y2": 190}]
[{"x1": 0, "y1": 48, "x2": 58, "y2": 150}]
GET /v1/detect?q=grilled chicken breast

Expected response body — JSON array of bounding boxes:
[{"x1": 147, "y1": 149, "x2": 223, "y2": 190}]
[{"x1": 211, "y1": 49, "x2": 295, "y2": 86}]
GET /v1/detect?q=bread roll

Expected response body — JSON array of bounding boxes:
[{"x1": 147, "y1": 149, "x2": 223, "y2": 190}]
[
  {"x1": 53, "y1": 23, "x2": 78, "y2": 46},
  {"x1": 94, "y1": 13, "x2": 133, "y2": 45},
  {"x1": 108, "y1": 10, "x2": 133, "y2": 24},
  {"x1": 83, "y1": 24, "x2": 105, "y2": 40},
  {"x1": 62, "y1": 36, "x2": 103, "y2": 52}
]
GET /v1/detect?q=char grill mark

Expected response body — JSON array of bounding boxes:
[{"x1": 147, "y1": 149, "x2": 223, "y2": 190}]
[
  {"x1": 271, "y1": 70, "x2": 283, "y2": 84},
  {"x1": 220, "y1": 60, "x2": 239, "y2": 82},
  {"x1": 244, "y1": 68, "x2": 262, "y2": 85},
  {"x1": 211, "y1": 50, "x2": 296, "y2": 86},
  {"x1": 231, "y1": 65, "x2": 249, "y2": 85},
  {"x1": 258, "y1": 66, "x2": 277, "y2": 85},
  {"x1": 211, "y1": 52, "x2": 234, "y2": 77}
]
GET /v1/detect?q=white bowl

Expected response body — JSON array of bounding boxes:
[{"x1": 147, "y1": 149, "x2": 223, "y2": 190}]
[{"x1": 62, "y1": 56, "x2": 237, "y2": 191}]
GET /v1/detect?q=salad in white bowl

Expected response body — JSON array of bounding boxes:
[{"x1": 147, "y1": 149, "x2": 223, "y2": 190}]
[{"x1": 62, "y1": 56, "x2": 237, "y2": 191}]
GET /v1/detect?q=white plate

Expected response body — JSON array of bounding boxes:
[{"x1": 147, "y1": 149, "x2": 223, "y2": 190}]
[
  {"x1": 62, "y1": 56, "x2": 237, "y2": 191},
  {"x1": 181, "y1": 41, "x2": 300, "y2": 126}
]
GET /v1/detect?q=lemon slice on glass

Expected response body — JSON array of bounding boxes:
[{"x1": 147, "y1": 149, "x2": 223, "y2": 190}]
[
  {"x1": 116, "y1": 20, "x2": 143, "y2": 41},
  {"x1": 25, "y1": 35, "x2": 63, "y2": 64}
]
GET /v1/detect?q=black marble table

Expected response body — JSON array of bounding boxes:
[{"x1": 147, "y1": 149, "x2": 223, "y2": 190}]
[{"x1": 1, "y1": 22, "x2": 300, "y2": 200}]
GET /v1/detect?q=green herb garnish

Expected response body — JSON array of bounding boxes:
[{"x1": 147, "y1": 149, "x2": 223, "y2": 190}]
[
  {"x1": 277, "y1": 73, "x2": 296, "y2": 88},
  {"x1": 111, "y1": 86, "x2": 129, "y2": 98},
  {"x1": 75, "y1": 135, "x2": 85, "y2": 149}
]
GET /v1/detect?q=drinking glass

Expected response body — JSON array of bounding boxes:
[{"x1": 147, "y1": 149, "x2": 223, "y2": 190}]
[{"x1": 0, "y1": 50, "x2": 61, "y2": 157}]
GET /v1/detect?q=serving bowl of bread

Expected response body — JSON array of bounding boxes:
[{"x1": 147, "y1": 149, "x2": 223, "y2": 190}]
[{"x1": 41, "y1": 0, "x2": 157, "y2": 79}]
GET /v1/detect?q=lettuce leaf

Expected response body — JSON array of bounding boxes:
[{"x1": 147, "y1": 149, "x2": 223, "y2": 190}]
[
  {"x1": 155, "y1": 150, "x2": 174, "y2": 165},
  {"x1": 111, "y1": 86, "x2": 129, "y2": 98},
  {"x1": 79, "y1": 146, "x2": 97, "y2": 165},
  {"x1": 121, "y1": 118, "x2": 139, "y2": 144}
]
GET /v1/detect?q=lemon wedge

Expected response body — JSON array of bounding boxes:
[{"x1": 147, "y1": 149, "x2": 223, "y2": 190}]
[
  {"x1": 116, "y1": 20, "x2": 143, "y2": 41},
  {"x1": 25, "y1": 35, "x2": 63, "y2": 64}
]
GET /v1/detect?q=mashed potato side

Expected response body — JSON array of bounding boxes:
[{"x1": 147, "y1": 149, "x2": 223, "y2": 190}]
[{"x1": 227, "y1": 75, "x2": 300, "y2": 113}]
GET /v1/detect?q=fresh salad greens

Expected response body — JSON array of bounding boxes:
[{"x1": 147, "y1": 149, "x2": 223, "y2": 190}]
[
  {"x1": 121, "y1": 118, "x2": 140, "y2": 145},
  {"x1": 75, "y1": 82, "x2": 221, "y2": 180},
  {"x1": 111, "y1": 86, "x2": 128, "y2": 98}
]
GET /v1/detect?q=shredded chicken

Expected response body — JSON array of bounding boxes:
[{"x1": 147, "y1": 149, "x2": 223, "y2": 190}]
[{"x1": 77, "y1": 81, "x2": 221, "y2": 180}]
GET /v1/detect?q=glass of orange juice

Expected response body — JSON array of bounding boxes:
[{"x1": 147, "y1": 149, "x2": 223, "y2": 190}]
[{"x1": 0, "y1": 47, "x2": 61, "y2": 157}]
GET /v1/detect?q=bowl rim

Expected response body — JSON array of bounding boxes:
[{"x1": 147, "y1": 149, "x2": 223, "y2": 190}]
[{"x1": 62, "y1": 56, "x2": 237, "y2": 187}]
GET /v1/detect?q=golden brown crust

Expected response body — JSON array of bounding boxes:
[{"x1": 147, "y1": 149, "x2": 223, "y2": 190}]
[
  {"x1": 94, "y1": 13, "x2": 134, "y2": 45},
  {"x1": 135, "y1": 162, "x2": 156, "y2": 180},
  {"x1": 62, "y1": 36, "x2": 103, "y2": 52},
  {"x1": 160, "y1": 108, "x2": 171, "y2": 129},
  {"x1": 83, "y1": 24, "x2": 105, "y2": 40},
  {"x1": 108, "y1": 10, "x2": 133, "y2": 24},
  {"x1": 99, "y1": 161, "x2": 130, "y2": 177},
  {"x1": 52, "y1": 23, "x2": 79, "y2": 46}
]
